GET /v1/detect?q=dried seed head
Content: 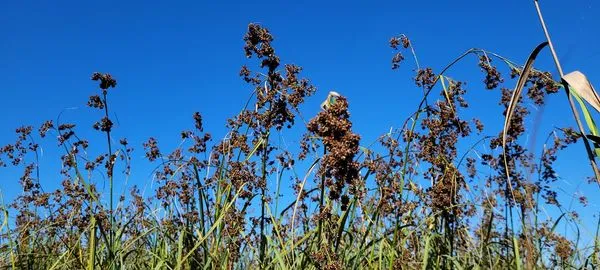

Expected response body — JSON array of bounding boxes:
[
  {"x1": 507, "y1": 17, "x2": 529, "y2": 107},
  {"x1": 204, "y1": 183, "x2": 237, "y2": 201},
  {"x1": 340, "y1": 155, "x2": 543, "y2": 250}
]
[
  {"x1": 39, "y1": 120, "x2": 54, "y2": 138},
  {"x1": 143, "y1": 137, "x2": 161, "y2": 161},
  {"x1": 91, "y1": 72, "x2": 117, "y2": 90},
  {"x1": 87, "y1": 95, "x2": 105, "y2": 109}
]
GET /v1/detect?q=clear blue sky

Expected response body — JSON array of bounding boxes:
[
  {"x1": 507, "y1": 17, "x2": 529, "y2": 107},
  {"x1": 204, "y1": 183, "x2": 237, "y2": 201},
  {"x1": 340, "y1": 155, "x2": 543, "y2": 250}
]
[{"x1": 1, "y1": 0, "x2": 599, "y2": 239}]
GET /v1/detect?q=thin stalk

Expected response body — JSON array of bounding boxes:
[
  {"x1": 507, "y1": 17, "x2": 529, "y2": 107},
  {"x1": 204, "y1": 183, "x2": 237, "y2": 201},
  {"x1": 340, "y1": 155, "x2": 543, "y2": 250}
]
[
  {"x1": 594, "y1": 214, "x2": 600, "y2": 266},
  {"x1": 259, "y1": 108, "x2": 272, "y2": 266},
  {"x1": 317, "y1": 147, "x2": 327, "y2": 246},
  {"x1": 102, "y1": 91, "x2": 115, "y2": 266},
  {"x1": 193, "y1": 163, "x2": 208, "y2": 264},
  {"x1": 259, "y1": 134, "x2": 269, "y2": 266}
]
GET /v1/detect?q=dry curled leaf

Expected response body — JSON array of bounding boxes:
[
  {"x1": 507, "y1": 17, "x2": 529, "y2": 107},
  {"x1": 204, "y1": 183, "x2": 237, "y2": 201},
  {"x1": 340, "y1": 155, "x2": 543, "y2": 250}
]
[
  {"x1": 563, "y1": 71, "x2": 600, "y2": 113},
  {"x1": 503, "y1": 42, "x2": 548, "y2": 149},
  {"x1": 503, "y1": 41, "x2": 548, "y2": 199}
]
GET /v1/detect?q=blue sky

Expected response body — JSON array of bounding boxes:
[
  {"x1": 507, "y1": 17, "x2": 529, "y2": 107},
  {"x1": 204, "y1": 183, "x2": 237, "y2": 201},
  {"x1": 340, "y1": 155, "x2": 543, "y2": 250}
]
[{"x1": 1, "y1": 0, "x2": 600, "y2": 240}]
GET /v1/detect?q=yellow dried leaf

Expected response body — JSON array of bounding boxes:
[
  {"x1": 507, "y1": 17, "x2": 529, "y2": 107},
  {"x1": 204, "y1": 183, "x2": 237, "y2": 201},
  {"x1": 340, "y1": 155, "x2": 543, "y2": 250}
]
[{"x1": 563, "y1": 71, "x2": 600, "y2": 113}]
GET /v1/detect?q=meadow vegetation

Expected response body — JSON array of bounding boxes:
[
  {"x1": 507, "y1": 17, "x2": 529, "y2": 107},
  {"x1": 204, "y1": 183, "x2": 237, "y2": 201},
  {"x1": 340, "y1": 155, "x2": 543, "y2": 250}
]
[{"x1": 1, "y1": 2, "x2": 600, "y2": 269}]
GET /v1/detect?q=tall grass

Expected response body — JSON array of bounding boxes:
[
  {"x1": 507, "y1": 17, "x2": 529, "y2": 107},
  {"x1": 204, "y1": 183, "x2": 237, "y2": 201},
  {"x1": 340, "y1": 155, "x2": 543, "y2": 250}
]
[{"x1": 1, "y1": 3, "x2": 599, "y2": 269}]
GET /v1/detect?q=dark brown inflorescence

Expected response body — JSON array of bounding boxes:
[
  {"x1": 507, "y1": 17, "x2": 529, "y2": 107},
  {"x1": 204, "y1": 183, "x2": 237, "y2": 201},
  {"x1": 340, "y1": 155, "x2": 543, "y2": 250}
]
[
  {"x1": 478, "y1": 55, "x2": 503, "y2": 89},
  {"x1": 91, "y1": 72, "x2": 117, "y2": 92},
  {"x1": 304, "y1": 95, "x2": 361, "y2": 210},
  {"x1": 417, "y1": 79, "x2": 471, "y2": 223}
]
